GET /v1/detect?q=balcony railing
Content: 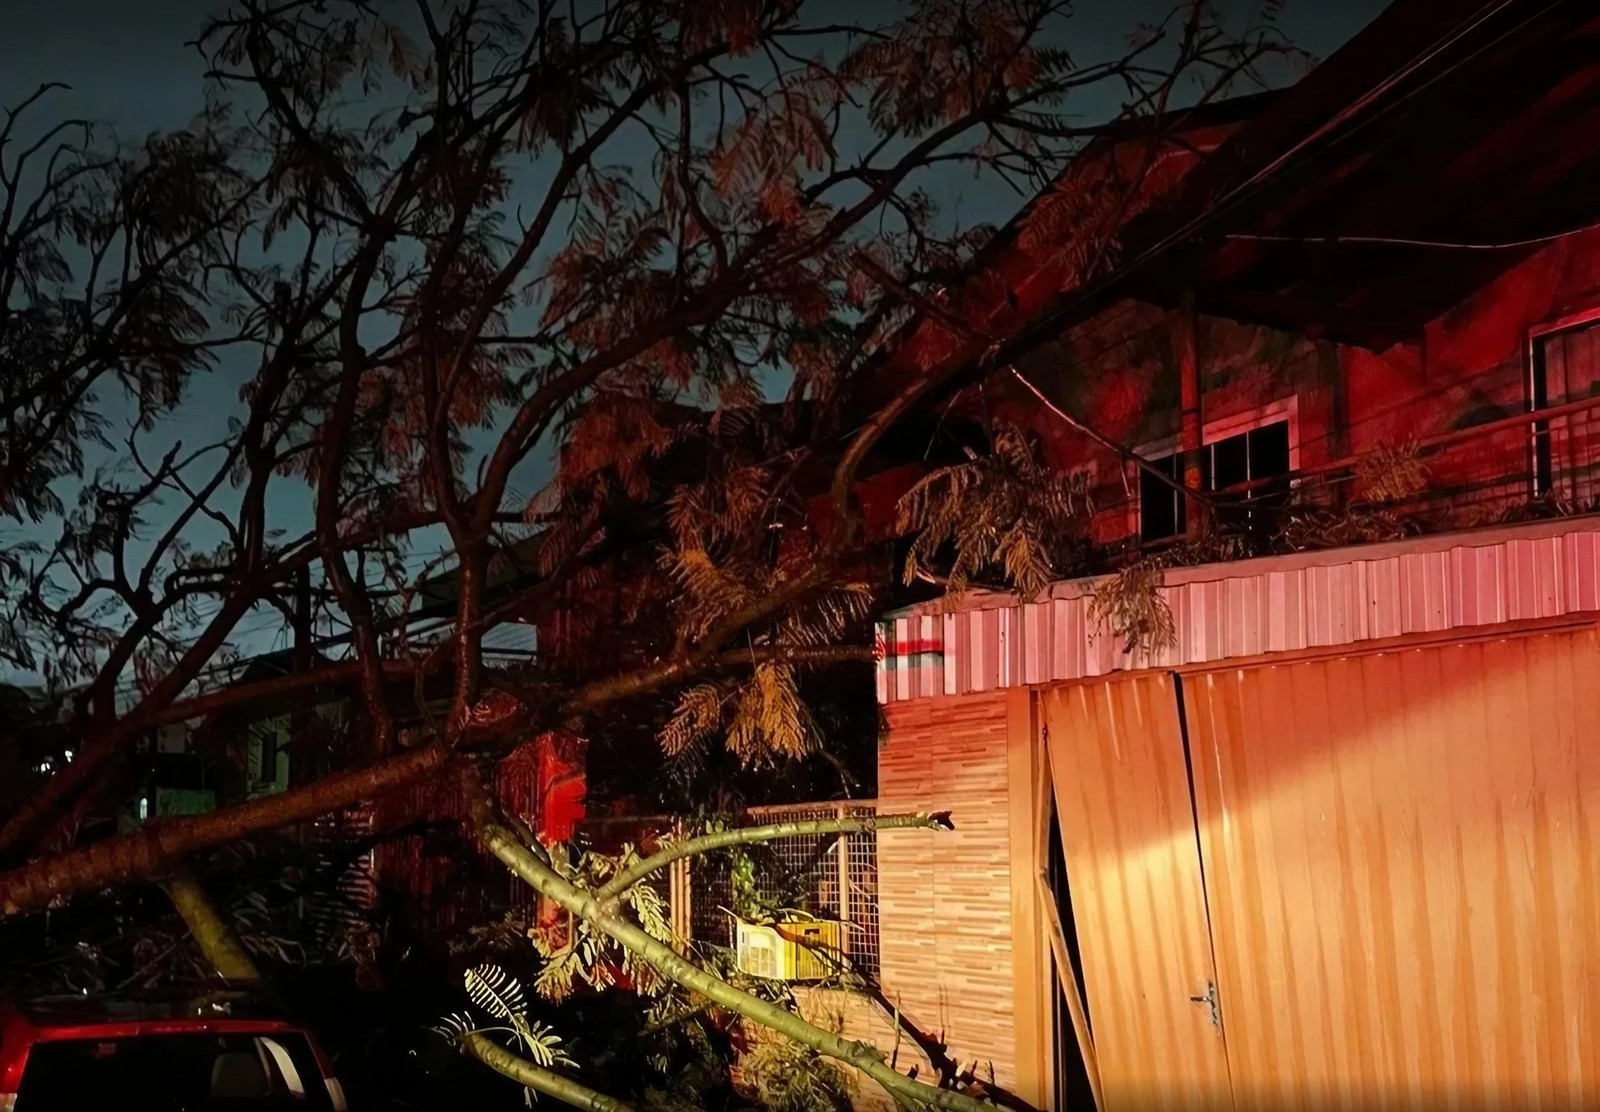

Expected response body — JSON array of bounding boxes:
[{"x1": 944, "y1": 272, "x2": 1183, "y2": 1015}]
[{"x1": 1132, "y1": 392, "x2": 1600, "y2": 564}]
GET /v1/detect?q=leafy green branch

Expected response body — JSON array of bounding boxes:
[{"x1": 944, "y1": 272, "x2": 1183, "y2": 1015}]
[
  {"x1": 432, "y1": 963, "x2": 619, "y2": 1110},
  {"x1": 595, "y1": 811, "x2": 952, "y2": 909},
  {"x1": 460, "y1": 772, "x2": 996, "y2": 1112}
]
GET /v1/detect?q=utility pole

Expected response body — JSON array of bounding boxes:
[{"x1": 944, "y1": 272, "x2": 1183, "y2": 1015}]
[
  {"x1": 1180, "y1": 289, "x2": 1207, "y2": 541},
  {"x1": 290, "y1": 566, "x2": 313, "y2": 784}
]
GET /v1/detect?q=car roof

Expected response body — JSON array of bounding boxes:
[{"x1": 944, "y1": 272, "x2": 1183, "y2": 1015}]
[{"x1": 2, "y1": 990, "x2": 292, "y2": 1032}]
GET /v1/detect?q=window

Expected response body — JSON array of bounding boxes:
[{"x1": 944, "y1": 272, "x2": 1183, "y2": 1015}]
[
  {"x1": 156, "y1": 723, "x2": 189, "y2": 754},
  {"x1": 1530, "y1": 313, "x2": 1600, "y2": 499},
  {"x1": 1206, "y1": 419, "x2": 1292, "y2": 534},
  {"x1": 1139, "y1": 454, "x2": 1186, "y2": 542},
  {"x1": 1135, "y1": 410, "x2": 1295, "y2": 543},
  {"x1": 247, "y1": 718, "x2": 289, "y2": 795}
]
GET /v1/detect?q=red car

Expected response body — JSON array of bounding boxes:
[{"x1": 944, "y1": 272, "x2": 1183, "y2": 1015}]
[{"x1": 0, "y1": 992, "x2": 349, "y2": 1111}]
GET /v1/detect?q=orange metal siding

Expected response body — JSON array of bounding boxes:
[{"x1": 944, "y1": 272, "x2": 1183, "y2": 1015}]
[
  {"x1": 1043, "y1": 674, "x2": 1232, "y2": 1112},
  {"x1": 1185, "y1": 626, "x2": 1600, "y2": 1111},
  {"x1": 877, "y1": 692, "x2": 1019, "y2": 1098}
]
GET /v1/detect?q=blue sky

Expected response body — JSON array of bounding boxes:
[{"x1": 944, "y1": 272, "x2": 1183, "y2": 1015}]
[{"x1": 0, "y1": 0, "x2": 1392, "y2": 678}]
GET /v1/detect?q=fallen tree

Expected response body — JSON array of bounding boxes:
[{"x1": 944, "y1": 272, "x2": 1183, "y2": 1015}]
[{"x1": 0, "y1": 0, "x2": 1298, "y2": 1105}]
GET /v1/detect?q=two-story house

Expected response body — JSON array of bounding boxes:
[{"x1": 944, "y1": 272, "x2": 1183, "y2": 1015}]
[{"x1": 863, "y1": 0, "x2": 1600, "y2": 1108}]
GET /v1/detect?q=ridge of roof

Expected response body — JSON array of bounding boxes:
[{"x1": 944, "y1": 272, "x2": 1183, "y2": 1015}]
[{"x1": 878, "y1": 0, "x2": 1561, "y2": 398}]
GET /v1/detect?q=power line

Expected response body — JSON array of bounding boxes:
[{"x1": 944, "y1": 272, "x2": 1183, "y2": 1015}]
[
  {"x1": 1226, "y1": 220, "x2": 1600, "y2": 252},
  {"x1": 990, "y1": 0, "x2": 1552, "y2": 372}
]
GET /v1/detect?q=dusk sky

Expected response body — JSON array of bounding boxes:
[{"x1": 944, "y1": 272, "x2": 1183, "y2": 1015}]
[
  {"x1": 3, "y1": 2, "x2": 1392, "y2": 133},
  {"x1": 0, "y1": 0, "x2": 1394, "y2": 673}
]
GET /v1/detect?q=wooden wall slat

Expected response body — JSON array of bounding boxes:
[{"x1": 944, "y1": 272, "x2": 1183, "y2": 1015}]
[{"x1": 877, "y1": 692, "x2": 1019, "y2": 1098}]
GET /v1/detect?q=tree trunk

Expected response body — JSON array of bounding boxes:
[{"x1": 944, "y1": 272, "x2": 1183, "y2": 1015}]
[
  {"x1": 162, "y1": 864, "x2": 299, "y2": 1018},
  {"x1": 0, "y1": 744, "x2": 447, "y2": 915}
]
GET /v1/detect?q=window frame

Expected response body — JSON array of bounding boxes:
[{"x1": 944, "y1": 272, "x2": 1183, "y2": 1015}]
[
  {"x1": 1527, "y1": 305, "x2": 1600, "y2": 498},
  {"x1": 1126, "y1": 397, "x2": 1301, "y2": 543}
]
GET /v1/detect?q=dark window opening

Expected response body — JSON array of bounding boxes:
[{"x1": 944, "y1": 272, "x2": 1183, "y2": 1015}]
[
  {"x1": 1048, "y1": 792, "x2": 1096, "y2": 1109},
  {"x1": 151, "y1": 752, "x2": 206, "y2": 792},
  {"x1": 1208, "y1": 419, "x2": 1292, "y2": 536},
  {"x1": 1532, "y1": 337, "x2": 1553, "y2": 496},
  {"x1": 16, "y1": 1032, "x2": 333, "y2": 1111},
  {"x1": 250, "y1": 722, "x2": 282, "y2": 787},
  {"x1": 1138, "y1": 453, "x2": 1186, "y2": 543}
]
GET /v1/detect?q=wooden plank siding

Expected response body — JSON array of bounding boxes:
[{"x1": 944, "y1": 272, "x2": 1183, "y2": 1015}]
[{"x1": 877, "y1": 691, "x2": 1022, "y2": 1098}]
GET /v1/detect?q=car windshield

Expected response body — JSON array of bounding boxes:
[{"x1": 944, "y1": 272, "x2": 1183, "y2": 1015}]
[{"x1": 16, "y1": 1031, "x2": 335, "y2": 1111}]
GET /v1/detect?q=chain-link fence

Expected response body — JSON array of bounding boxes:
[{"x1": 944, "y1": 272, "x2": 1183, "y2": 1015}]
[{"x1": 580, "y1": 801, "x2": 881, "y2": 982}]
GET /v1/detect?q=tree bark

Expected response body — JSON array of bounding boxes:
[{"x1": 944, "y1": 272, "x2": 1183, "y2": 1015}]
[
  {"x1": 162, "y1": 863, "x2": 299, "y2": 1017},
  {"x1": 463, "y1": 1033, "x2": 635, "y2": 1112},
  {"x1": 164, "y1": 866, "x2": 265, "y2": 987},
  {"x1": 0, "y1": 744, "x2": 447, "y2": 915}
]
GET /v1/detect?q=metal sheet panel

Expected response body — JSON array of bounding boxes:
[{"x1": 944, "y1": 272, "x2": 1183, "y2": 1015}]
[
  {"x1": 1185, "y1": 627, "x2": 1600, "y2": 1111},
  {"x1": 877, "y1": 522, "x2": 1600, "y2": 704},
  {"x1": 1044, "y1": 675, "x2": 1232, "y2": 1112}
]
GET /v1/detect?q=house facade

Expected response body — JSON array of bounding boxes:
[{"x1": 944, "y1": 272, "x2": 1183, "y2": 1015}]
[{"x1": 865, "y1": 1, "x2": 1600, "y2": 1108}]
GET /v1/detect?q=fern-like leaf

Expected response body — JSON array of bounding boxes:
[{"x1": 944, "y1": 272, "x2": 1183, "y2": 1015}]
[
  {"x1": 1087, "y1": 560, "x2": 1176, "y2": 655},
  {"x1": 430, "y1": 1011, "x2": 480, "y2": 1045},
  {"x1": 898, "y1": 421, "x2": 1092, "y2": 604},
  {"x1": 661, "y1": 683, "x2": 728, "y2": 757},
  {"x1": 1353, "y1": 440, "x2": 1430, "y2": 504},
  {"x1": 725, "y1": 662, "x2": 817, "y2": 765},
  {"x1": 465, "y1": 963, "x2": 529, "y2": 1023}
]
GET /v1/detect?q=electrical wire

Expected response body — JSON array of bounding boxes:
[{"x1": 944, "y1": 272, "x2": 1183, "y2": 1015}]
[
  {"x1": 52, "y1": 3, "x2": 1560, "y2": 706},
  {"x1": 997, "y1": 0, "x2": 1553, "y2": 371},
  {"x1": 1226, "y1": 220, "x2": 1600, "y2": 252},
  {"x1": 1007, "y1": 366, "x2": 1216, "y2": 505},
  {"x1": 990, "y1": 0, "x2": 1559, "y2": 507}
]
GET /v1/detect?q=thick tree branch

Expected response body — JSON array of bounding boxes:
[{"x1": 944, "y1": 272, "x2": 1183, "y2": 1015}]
[
  {"x1": 466, "y1": 784, "x2": 991, "y2": 1112},
  {"x1": 463, "y1": 1034, "x2": 635, "y2": 1112},
  {"x1": 595, "y1": 811, "x2": 951, "y2": 906},
  {"x1": 0, "y1": 744, "x2": 449, "y2": 916},
  {"x1": 163, "y1": 866, "x2": 266, "y2": 988}
]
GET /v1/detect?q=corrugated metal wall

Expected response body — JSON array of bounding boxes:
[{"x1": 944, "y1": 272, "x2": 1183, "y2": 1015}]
[
  {"x1": 1043, "y1": 674, "x2": 1232, "y2": 1112},
  {"x1": 1185, "y1": 626, "x2": 1600, "y2": 1111},
  {"x1": 874, "y1": 522, "x2": 1600, "y2": 1109},
  {"x1": 879, "y1": 521, "x2": 1600, "y2": 703}
]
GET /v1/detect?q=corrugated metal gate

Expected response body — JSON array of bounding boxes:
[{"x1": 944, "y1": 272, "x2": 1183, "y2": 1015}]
[
  {"x1": 1044, "y1": 622, "x2": 1600, "y2": 1112},
  {"x1": 1043, "y1": 675, "x2": 1230, "y2": 1111}
]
